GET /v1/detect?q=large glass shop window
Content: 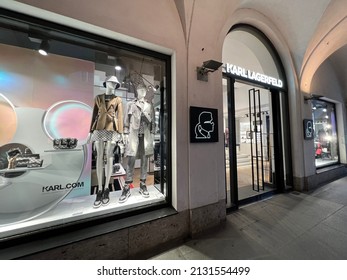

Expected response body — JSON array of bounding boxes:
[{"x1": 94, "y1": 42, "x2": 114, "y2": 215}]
[
  {"x1": 0, "y1": 13, "x2": 170, "y2": 239},
  {"x1": 312, "y1": 100, "x2": 339, "y2": 168}
]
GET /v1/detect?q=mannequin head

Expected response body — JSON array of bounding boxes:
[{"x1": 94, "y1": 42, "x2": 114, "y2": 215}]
[
  {"x1": 105, "y1": 81, "x2": 115, "y2": 94},
  {"x1": 136, "y1": 84, "x2": 147, "y2": 100},
  {"x1": 103, "y1": 76, "x2": 120, "y2": 94}
]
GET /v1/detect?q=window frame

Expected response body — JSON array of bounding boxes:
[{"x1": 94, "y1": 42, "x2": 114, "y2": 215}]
[
  {"x1": 0, "y1": 8, "x2": 173, "y2": 244},
  {"x1": 312, "y1": 99, "x2": 340, "y2": 169}
]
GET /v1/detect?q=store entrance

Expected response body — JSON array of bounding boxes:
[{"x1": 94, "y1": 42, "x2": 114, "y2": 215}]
[
  {"x1": 235, "y1": 84, "x2": 275, "y2": 201},
  {"x1": 224, "y1": 77, "x2": 281, "y2": 208}
]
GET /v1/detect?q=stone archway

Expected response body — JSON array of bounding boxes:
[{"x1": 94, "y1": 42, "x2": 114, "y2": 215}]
[{"x1": 301, "y1": 0, "x2": 347, "y2": 93}]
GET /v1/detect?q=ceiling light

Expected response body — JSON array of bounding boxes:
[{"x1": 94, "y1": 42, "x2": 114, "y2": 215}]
[
  {"x1": 38, "y1": 40, "x2": 49, "y2": 56},
  {"x1": 115, "y1": 65, "x2": 122, "y2": 71}
]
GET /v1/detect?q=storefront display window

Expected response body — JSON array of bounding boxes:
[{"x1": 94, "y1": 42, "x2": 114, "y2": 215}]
[
  {"x1": 0, "y1": 11, "x2": 170, "y2": 239},
  {"x1": 312, "y1": 100, "x2": 339, "y2": 168}
]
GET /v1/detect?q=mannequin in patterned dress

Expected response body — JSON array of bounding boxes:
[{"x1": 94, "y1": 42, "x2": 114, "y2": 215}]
[{"x1": 87, "y1": 76, "x2": 123, "y2": 208}]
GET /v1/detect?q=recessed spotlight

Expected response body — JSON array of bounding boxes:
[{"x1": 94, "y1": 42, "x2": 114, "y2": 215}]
[{"x1": 38, "y1": 40, "x2": 49, "y2": 56}]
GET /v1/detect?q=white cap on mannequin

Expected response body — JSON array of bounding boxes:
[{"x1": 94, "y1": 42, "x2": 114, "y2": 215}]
[{"x1": 103, "y1": 76, "x2": 120, "y2": 89}]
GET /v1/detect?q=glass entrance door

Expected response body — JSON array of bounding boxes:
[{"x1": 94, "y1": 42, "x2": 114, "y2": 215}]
[
  {"x1": 223, "y1": 77, "x2": 277, "y2": 208},
  {"x1": 236, "y1": 84, "x2": 275, "y2": 201}
]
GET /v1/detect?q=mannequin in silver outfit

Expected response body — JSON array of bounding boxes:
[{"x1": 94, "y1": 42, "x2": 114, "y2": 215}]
[
  {"x1": 87, "y1": 76, "x2": 124, "y2": 208},
  {"x1": 119, "y1": 84, "x2": 155, "y2": 203}
]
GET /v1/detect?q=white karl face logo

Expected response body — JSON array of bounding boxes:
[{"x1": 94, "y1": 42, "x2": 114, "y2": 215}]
[{"x1": 195, "y1": 111, "x2": 215, "y2": 139}]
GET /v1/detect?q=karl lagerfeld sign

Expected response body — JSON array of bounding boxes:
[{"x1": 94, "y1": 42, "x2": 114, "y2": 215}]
[
  {"x1": 224, "y1": 63, "x2": 283, "y2": 88},
  {"x1": 190, "y1": 106, "x2": 218, "y2": 143}
]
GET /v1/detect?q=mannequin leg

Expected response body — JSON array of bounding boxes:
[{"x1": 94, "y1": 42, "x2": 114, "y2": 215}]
[
  {"x1": 104, "y1": 141, "x2": 116, "y2": 187},
  {"x1": 125, "y1": 155, "x2": 136, "y2": 184},
  {"x1": 119, "y1": 155, "x2": 135, "y2": 203},
  {"x1": 139, "y1": 154, "x2": 149, "y2": 181},
  {"x1": 139, "y1": 136, "x2": 149, "y2": 197},
  {"x1": 139, "y1": 152, "x2": 149, "y2": 198},
  {"x1": 93, "y1": 141, "x2": 105, "y2": 208},
  {"x1": 102, "y1": 141, "x2": 116, "y2": 205}
]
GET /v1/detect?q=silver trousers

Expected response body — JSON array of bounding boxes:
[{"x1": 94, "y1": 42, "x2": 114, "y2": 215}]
[{"x1": 125, "y1": 136, "x2": 148, "y2": 184}]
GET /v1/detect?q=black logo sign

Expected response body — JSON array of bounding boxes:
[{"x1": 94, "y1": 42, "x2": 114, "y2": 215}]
[
  {"x1": 303, "y1": 119, "x2": 314, "y2": 140},
  {"x1": 190, "y1": 106, "x2": 218, "y2": 143}
]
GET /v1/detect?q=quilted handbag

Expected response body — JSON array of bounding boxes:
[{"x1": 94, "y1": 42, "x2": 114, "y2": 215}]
[
  {"x1": 15, "y1": 154, "x2": 43, "y2": 168},
  {"x1": 53, "y1": 138, "x2": 78, "y2": 149}
]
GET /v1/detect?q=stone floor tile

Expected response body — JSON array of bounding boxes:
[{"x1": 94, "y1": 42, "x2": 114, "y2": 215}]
[{"x1": 150, "y1": 176, "x2": 347, "y2": 260}]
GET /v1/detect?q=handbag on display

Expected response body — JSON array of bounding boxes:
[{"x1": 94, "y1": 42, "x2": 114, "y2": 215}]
[
  {"x1": 14, "y1": 157, "x2": 29, "y2": 168},
  {"x1": 27, "y1": 158, "x2": 44, "y2": 168},
  {"x1": 112, "y1": 163, "x2": 121, "y2": 174},
  {"x1": 6, "y1": 148, "x2": 22, "y2": 169},
  {"x1": 53, "y1": 138, "x2": 78, "y2": 149},
  {"x1": 5, "y1": 147, "x2": 43, "y2": 169},
  {"x1": 15, "y1": 155, "x2": 43, "y2": 168},
  {"x1": 6, "y1": 147, "x2": 22, "y2": 159}
]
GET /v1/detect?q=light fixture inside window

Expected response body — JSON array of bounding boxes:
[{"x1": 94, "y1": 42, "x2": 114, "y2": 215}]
[
  {"x1": 38, "y1": 40, "x2": 49, "y2": 56},
  {"x1": 115, "y1": 65, "x2": 122, "y2": 71},
  {"x1": 148, "y1": 85, "x2": 160, "y2": 91}
]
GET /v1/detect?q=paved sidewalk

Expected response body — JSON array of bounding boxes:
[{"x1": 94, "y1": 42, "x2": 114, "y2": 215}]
[{"x1": 151, "y1": 176, "x2": 347, "y2": 260}]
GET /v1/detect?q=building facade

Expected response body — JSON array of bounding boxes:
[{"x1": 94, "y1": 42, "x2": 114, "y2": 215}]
[{"x1": 0, "y1": 0, "x2": 347, "y2": 259}]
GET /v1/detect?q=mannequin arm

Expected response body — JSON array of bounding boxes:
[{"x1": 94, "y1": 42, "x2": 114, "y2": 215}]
[
  {"x1": 86, "y1": 132, "x2": 93, "y2": 144},
  {"x1": 123, "y1": 133, "x2": 129, "y2": 146}
]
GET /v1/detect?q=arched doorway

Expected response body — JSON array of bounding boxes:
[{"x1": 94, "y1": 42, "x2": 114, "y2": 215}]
[{"x1": 222, "y1": 25, "x2": 292, "y2": 209}]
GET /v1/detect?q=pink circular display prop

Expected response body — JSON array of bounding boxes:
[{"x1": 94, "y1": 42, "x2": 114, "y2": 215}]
[{"x1": 43, "y1": 100, "x2": 92, "y2": 143}]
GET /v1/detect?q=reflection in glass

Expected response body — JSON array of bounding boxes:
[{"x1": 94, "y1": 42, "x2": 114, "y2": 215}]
[
  {"x1": 0, "y1": 13, "x2": 170, "y2": 239},
  {"x1": 312, "y1": 100, "x2": 339, "y2": 168}
]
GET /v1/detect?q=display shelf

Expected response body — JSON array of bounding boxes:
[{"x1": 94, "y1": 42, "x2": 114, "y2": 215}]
[
  {"x1": 44, "y1": 148, "x2": 82, "y2": 153},
  {"x1": 0, "y1": 177, "x2": 12, "y2": 189},
  {"x1": 0, "y1": 164, "x2": 50, "y2": 174}
]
